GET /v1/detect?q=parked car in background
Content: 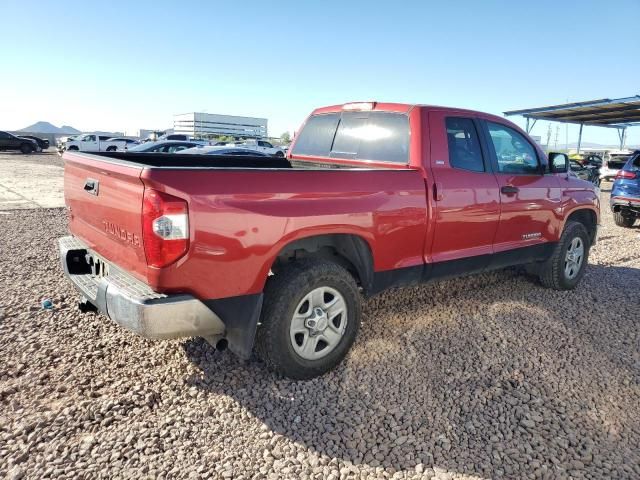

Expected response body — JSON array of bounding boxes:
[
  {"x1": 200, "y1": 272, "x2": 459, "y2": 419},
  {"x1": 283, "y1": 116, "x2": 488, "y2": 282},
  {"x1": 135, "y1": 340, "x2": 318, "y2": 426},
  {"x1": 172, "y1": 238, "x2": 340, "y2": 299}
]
[
  {"x1": 19, "y1": 135, "x2": 50, "y2": 151},
  {"x1": 180, "y1": 145, "x2": 270, "y2": 156},
  {"x1": 106, "y1": 137, "x2": 140, "y2": 148},
  {"x1": 0, "y1": 131, "x2": 39, "y2": 154},
  {"x1": 610, "y1": 150, "x2": 640, "y2": 227},
  {"x1": 231, "y1": 139, "x2": 286, "y2": 157},
  {"x1": 56, "y1": 135, "x2": 81, "y2": 153},
  {"x1": 570, "y1": 160, "x2": 599, "y2": 186},
  {"x1": 572, "y1": 154, "x2": 602, "y2": 168},
  {"x1": 58, "y1": 101, "x2": 600, "y2": 379},
  {"x1": 159, "y1": 134, "x2": 213, "y2": 143},
  {"x1": 65, "y1": 134, "x2": 132, "y2": 153},
  {"x1": 127, "y1": 140, "x2": 203, "y2": 153},
  {"x1": 600, "y1": 152, "x2": 632, "y2": 182}
]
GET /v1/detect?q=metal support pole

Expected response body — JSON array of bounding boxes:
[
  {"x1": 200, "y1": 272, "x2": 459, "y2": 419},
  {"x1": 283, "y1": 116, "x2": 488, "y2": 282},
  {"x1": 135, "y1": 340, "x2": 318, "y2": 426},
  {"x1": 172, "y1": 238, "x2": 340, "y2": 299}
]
[
  {"x1": 576, "y1": 123, "x2": 584, "y2": 154},
  {"x1": 526, "y1": 118, "x2": 530, "y2": 133},
  {"x1": 618, "y1": 127, "x2": 627, "y2": 150}
]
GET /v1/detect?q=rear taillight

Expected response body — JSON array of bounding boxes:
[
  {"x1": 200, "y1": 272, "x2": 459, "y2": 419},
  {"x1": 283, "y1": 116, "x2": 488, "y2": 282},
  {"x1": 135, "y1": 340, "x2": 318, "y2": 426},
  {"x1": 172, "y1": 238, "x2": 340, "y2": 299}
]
[
  {"x1": 615, "y1": 170, "x2": 637, "y2": 180},
  {"x1": 142, "y1": 189, "x2": 189, "y2": 268}
]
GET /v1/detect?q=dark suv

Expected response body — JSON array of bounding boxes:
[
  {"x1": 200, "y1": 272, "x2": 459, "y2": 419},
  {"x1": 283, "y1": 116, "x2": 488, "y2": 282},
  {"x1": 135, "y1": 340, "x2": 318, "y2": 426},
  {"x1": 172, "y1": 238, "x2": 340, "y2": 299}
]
[
  {"x1": 0, "y1": 131, "x2": 38, "y2": 154},
  {"x1": 611, "y1": 150, "x2": 640, "y2": 227}
]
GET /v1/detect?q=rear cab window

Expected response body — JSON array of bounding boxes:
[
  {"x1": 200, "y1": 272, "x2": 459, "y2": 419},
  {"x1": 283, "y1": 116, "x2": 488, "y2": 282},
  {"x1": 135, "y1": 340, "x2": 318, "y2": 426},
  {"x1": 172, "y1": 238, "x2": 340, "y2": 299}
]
[{"x1": 291, "y1": 111, "x2": 409, "y2": 164}]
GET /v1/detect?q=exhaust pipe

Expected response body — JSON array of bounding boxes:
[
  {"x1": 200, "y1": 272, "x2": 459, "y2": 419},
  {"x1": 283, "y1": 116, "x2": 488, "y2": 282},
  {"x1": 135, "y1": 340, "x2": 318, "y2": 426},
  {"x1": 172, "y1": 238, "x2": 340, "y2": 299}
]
[{"x1": 204, "y1": 335, "x2": 228, "y2": 352}]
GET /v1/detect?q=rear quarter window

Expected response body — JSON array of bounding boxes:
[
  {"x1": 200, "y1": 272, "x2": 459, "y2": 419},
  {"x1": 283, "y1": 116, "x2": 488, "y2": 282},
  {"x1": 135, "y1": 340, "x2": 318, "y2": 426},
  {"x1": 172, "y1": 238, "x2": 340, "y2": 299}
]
[{"x1": 291, "y1": 113, "x2": 340, "y2": 157}]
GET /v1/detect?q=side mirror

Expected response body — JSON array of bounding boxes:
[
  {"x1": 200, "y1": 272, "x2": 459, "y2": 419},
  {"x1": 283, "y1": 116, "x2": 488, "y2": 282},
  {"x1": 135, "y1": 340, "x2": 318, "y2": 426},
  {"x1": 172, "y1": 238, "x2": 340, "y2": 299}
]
[{"x1": 549, "y1": 152, "x2": 569, "y2": 174}]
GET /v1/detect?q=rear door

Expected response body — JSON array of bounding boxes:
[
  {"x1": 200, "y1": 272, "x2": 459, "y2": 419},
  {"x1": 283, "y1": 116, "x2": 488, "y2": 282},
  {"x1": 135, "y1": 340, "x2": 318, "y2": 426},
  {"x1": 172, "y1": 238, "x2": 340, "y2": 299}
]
[
  {"x1": 481, "y1": 120, "x2": 561, "y2": 252},
  {"x1": 64, "y1": 152, "x2": 148, "y2": 280},
  {"x1": 428, "y1": 110, "x2": 501, "y2": 263}
]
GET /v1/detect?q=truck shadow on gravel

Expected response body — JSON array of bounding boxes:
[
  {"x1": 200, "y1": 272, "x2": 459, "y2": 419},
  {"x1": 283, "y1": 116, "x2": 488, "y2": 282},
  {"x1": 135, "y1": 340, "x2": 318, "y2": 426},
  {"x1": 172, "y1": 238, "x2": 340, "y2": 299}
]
[{"x1": 183, "y1": 265, "x2": 640, "y2": 479}]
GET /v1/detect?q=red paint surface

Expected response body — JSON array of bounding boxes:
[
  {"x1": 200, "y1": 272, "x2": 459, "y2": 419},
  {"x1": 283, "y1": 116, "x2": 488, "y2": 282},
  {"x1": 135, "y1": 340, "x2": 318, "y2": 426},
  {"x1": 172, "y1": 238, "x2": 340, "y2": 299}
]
[{"x1": 64, "y1": 103, "x2": 599, "y2": 300}]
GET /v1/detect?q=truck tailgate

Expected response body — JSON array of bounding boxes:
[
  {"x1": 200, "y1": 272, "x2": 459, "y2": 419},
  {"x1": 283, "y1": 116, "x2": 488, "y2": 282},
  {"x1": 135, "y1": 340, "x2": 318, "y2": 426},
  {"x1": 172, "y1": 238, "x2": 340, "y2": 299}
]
[{"x1": 64, "y1": 152, "x2": 148, "y2": 280}]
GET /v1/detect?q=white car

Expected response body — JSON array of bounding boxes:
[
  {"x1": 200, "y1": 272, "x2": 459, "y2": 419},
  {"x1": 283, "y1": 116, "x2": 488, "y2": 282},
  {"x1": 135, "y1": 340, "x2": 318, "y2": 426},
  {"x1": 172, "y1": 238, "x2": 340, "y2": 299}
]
[
  {"x1": 228, "y1": 139, "x2": 285, "y2": 157},
  {"x1": 600, "y1": 153, "x2": 631, "y2": 182},
  {"x1": 64, "y1": 134, "x2": 137, "y2": 153},
  {"x1": 179, "y1": 145, "x2": 269, "y2": 156}
]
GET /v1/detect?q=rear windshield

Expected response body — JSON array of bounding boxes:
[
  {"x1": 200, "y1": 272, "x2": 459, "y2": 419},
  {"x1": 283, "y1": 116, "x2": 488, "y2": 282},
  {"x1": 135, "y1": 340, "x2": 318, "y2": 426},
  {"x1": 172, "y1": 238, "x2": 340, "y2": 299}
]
[
  {"x1": 291, "y1": 111, "x2": 409, "y2": 163},
  {"x1": 625, "y1": 153, "x2": 640, "y2": 171},
  {"x1": 608, "y1": 160, "x2": 627, "y2": 169}
]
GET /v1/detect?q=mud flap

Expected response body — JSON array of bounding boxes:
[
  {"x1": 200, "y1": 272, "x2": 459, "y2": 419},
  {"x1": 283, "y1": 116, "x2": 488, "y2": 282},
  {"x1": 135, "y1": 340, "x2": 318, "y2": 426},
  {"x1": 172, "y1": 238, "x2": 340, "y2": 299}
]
[{"x1": 205, "y1": 293, "x2": 264, "y2": 360}]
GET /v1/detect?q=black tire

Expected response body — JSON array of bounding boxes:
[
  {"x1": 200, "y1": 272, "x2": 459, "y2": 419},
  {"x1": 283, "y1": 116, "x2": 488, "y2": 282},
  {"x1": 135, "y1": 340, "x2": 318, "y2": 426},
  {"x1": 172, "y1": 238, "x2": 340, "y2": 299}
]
[
  {"x1": 538, "y1": 221, "x2": 590, "y2": 290},
  {"x1": 274, "y1": 151, "x2": 285, "y2": 157},
  {"x1": 614, "y1": 211, "x2": 636, "y2": 228},
  {"x1": 67, "y1": 146, "x2": 79, "y2": 151},
  {"x1": 20, "y1": 143, "x2": 33, "y2": 154},
  {"x1": 106, "y1": 146, "x2": 117, "y2": 152},
  {"x1": 256, "y1": 259, "x2": 361, "y2": 380}
]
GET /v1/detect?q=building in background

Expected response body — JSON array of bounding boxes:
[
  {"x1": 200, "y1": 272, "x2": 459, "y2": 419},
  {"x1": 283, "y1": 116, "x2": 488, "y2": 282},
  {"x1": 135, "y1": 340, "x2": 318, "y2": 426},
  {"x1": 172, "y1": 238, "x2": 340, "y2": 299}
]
[{"x1": 173, "y1": 112, "x2": 268, "y2": 139}]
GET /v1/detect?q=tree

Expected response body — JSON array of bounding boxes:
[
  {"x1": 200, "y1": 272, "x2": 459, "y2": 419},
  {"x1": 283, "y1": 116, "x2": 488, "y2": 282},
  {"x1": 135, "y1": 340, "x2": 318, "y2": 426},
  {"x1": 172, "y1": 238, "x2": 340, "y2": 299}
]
[{"x1": 280, "y1": 131, "x2": 291, "y2": 144}]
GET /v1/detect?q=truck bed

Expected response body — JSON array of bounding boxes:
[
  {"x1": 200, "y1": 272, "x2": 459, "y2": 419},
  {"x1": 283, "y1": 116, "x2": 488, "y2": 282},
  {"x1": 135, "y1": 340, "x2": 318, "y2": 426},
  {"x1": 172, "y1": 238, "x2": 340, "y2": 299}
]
[
  {"x1": 93, "y1": 151, "x2": 294, "y2": 169},
  {"x1": 63, "y1": 150, "x2": 428, "y2": 301}
]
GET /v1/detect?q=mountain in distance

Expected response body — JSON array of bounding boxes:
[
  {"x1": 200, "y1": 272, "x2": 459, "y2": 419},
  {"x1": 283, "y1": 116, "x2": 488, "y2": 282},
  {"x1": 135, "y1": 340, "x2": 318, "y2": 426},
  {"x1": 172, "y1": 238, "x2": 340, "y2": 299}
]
[
  {"x1": 18, "y1": 121, "x2": 81, "y2": 134},
  {"x1": 565, "y1": 141, "x2": 639, "y2": 150}
]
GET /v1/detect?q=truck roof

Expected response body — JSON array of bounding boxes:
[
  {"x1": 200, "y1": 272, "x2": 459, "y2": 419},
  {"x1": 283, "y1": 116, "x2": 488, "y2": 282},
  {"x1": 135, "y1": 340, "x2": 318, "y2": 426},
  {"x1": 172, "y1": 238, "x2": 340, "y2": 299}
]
[{"x1": 311, "y1": 101, "x2": 508, "y2": 124}]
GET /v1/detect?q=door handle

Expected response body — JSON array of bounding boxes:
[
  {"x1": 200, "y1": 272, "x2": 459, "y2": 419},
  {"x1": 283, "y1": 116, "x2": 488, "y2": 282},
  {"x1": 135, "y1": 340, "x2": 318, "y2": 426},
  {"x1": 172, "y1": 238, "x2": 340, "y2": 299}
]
[{"x1": 501, "y1": 185, "x2": 519, "y2": 195}]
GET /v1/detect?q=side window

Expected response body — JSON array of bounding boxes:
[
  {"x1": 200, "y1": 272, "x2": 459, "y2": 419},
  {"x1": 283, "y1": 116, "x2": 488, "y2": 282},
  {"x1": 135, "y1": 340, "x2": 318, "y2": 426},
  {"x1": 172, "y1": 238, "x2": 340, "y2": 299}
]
[
  {"x1": 445, "y1": 117, "x2": 484, "y2": 172},
  {"x1": 85, "y1": 135, "x2": 96, "y2": 142},
  {"x1": 0, "y1": 131, "x2": 9, "y2": 139},
  {"x1": 263, "y1": 141, "x2": 273, "y2": 148},
  {"x1": 487, "y1": 122, "x2": 539, "y2": 174},
  {"x1": 290, "y1": 113, "x2": 340, "y2": 157}
]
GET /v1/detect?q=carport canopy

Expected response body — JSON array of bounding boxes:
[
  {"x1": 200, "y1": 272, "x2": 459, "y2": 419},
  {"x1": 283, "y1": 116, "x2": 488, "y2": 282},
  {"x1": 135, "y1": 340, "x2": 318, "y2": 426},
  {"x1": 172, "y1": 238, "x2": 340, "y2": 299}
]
[{"x1": 504, "y1": 95, "x2": 640, "y2": 153}]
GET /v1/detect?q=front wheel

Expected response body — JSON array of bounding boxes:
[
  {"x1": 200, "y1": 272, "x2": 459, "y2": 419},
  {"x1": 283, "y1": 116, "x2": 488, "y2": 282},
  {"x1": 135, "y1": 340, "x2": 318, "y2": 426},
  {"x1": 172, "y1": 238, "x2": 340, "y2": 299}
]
[
  {"x1": 256, "y1": 259, "x2": 361, "y2": 379},
  {"x1": 538, "y1": 221, "x2": 590, "y2": 290},
  {"x1": 20, "y1": 143, "x2": 33, "y2": 154}
]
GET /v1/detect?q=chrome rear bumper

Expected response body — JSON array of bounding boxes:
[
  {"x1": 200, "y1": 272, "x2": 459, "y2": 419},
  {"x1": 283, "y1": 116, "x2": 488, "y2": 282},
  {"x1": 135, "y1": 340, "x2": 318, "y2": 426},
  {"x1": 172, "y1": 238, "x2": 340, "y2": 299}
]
[{"x1": 58, "y1": 236, "x2": 225, "y2": 339}]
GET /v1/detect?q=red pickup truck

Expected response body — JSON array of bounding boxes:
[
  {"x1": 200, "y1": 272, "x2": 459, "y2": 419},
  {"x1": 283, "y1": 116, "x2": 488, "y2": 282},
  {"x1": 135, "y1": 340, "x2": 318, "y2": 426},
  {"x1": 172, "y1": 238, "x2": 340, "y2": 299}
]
[{"x1": 59, "y1": 102, "x2": 600, "y2": 379}]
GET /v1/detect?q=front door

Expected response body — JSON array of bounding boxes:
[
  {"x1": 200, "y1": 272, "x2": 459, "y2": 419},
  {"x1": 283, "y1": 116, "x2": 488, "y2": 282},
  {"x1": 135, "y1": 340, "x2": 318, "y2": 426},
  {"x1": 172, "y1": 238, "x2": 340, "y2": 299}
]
[
  {"x1": 81, "y1": 135, "x2": 98, "y2": 151},
  {"x1": 481, "y1": 120, "x2": 561, "y2": 253},
  {"x1": 428, "y1": 111, "x2": 501, "y2": 264}
]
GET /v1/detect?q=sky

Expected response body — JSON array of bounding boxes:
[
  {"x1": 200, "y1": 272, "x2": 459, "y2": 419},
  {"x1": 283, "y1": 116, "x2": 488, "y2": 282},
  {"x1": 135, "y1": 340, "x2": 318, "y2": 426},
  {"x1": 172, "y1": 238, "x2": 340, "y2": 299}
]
[{"x1": 1, "y1": 0, "x2": 639, "y2": 146}]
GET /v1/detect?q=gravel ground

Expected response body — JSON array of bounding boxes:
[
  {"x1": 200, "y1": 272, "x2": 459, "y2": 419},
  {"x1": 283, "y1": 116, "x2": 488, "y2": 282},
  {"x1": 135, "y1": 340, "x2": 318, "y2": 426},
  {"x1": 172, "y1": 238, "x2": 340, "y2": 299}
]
[
  {"x1": 0, "y1": 180, "x2": 639, "y2": 479},
  {"x1": 0, "y1": 150, "x2": 64, "y2": 168}
]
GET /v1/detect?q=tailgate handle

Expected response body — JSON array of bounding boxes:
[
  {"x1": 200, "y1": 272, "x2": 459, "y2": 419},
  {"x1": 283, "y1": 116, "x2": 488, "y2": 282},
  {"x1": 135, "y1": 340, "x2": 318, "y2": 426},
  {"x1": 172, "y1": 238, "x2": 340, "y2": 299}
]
[{"x1": 84, "y1": 178, "x2": 99, "y2": 196}]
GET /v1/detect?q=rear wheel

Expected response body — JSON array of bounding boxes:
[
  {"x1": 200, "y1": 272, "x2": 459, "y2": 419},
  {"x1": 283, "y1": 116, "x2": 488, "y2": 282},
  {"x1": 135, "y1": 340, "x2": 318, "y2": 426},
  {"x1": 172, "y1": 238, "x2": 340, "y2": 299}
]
[
  {"x1": 20, "y1": 143, "x2": 33, "y2": 154},
  {"x1": 106, "y1": 146, "x2": 117, "y2": 152},
  {"x1": 256, "y1": 259, "x2": 361, "y2": 379},
  {"x1": 614, "y1": 211, "x2": 636, "y2": 228},
  {"x1": 538, "y1": 221, "x2": 590, "y2": 290},
  {"x1": 274, "y1": 151, "x2": 285, "y2": 157},
  {"x1": 67, "y1": 146, "x2": 79, "y2": 151}
]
